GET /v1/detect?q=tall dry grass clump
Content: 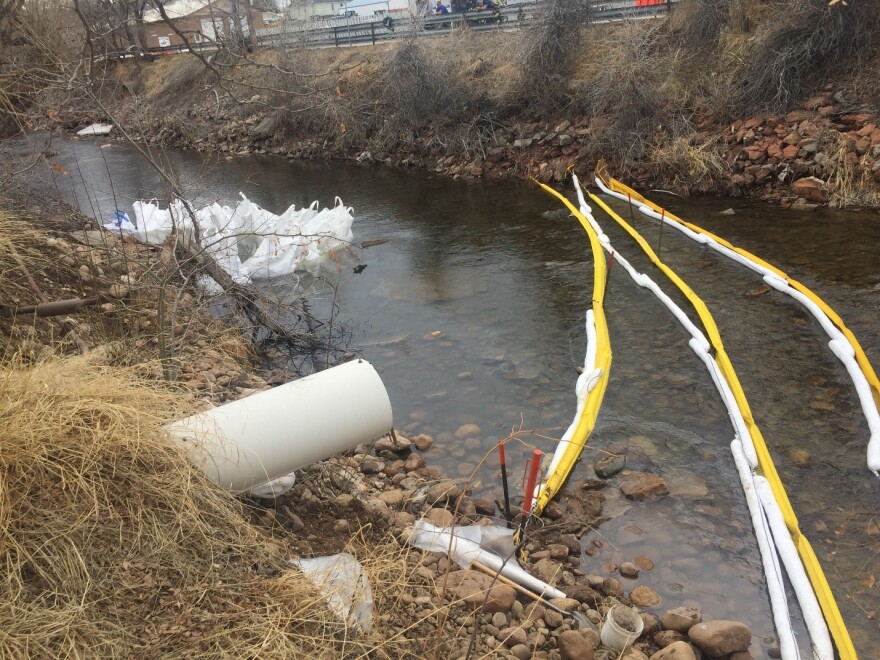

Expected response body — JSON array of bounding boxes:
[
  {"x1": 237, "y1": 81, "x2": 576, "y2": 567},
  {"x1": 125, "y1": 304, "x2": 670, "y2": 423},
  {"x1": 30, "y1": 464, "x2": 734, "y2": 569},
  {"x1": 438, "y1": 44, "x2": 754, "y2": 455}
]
[
  {"x1": 649, "y1": 136, "x2": 726, "y2": 193},
  {"x1": 0, "y1": 354, "x2": 438, "y2": 657}
]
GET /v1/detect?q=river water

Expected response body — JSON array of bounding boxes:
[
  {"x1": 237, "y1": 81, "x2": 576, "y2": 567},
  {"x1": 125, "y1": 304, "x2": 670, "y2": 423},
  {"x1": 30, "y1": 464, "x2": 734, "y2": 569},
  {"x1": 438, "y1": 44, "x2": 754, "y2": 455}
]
[{"x1": 7, "y1": 135, "x2": 879, "y2": 657}]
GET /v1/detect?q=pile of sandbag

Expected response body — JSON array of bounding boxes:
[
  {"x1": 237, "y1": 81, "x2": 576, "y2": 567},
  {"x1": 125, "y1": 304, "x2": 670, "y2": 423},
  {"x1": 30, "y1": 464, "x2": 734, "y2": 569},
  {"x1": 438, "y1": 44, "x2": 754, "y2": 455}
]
[{"x1": 105, "y1": 194, "x2": 354, "y2": 286}]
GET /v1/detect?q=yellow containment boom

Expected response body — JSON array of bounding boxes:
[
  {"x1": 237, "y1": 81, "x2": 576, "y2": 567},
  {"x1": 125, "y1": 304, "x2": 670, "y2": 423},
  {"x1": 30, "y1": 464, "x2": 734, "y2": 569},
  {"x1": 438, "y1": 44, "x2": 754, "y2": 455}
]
[
  {"x1": 587, "y1": 176, "x2": 856, "y2": 660},
  {"x1": 533, "y1": 182, "x2": 612, "y2": 517}
]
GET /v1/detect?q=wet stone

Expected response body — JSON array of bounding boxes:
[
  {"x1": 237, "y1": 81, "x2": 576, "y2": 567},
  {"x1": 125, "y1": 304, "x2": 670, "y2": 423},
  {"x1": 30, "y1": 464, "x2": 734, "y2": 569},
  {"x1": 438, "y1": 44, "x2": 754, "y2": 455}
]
[
  {"x1": 595, "y1": 454, "x2": 626, "y2": 479},
  {"x1": 649, "y1": 641, "x2": 697, "y2": 659},
  {"x1": 630, "y1": 586, "x2": 661, "y2": 607},
  {"x1": 661, "y1": 607, "x2": 702, "y2": 634},
  {"x1": 619, "y1": 562, "x2": 640, "y2": 579},
  {"x1": 688, "y1": 620, "x2": 752, "y2": 656},
  {"x1": 633, "y1": 555, "x2": 655, "y2": 571}
]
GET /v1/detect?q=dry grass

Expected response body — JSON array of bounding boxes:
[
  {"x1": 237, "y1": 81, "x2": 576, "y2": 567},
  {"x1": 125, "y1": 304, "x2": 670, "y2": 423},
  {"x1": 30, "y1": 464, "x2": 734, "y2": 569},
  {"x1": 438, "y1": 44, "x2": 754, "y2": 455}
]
[
  {"x1": 649, "y1": 136, "x2": 727, "y2": 193},
  {"x1": 0, "y1": 352, "x2": 449, "y2": 658},
  {"x1": 827, "y1": 132, "x2": 880, "y2": 209}
]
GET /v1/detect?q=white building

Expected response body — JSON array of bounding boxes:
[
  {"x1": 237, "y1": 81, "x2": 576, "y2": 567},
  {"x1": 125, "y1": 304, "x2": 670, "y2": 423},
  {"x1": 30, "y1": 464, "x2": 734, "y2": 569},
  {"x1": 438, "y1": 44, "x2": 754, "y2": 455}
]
[{"x1": 285, "y1": 0, "x2": 419, "y2": 21}]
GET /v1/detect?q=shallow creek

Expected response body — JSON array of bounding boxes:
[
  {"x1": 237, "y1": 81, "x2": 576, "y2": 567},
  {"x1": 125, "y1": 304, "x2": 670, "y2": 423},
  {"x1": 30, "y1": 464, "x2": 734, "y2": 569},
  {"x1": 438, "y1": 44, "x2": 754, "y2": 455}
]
[{"x1": 13, "y1": 135, "x2": 880, "y2": 656}]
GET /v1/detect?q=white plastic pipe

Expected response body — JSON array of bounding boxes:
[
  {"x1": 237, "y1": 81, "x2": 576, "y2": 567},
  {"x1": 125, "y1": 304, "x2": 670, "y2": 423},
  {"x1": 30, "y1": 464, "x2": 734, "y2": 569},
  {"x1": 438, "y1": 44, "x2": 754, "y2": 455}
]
[
  {"x1": 408, "y1": 521, "x2": 567, "y2": 600},
  {"x1": 168, "y1": 359, "x2": 393, "y2": 493}
]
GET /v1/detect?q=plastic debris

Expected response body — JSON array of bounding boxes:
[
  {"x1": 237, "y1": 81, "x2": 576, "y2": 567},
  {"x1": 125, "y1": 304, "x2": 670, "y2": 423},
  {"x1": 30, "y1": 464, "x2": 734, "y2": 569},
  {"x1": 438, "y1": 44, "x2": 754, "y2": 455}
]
[
  {"x1": 247, "y1": 472, "x2": 296, "y2": 498},
  {"x1": 291, "y1": 552, "x2": 373, "y2": 633},
  {"x1": 77, "y1": 123, "x2": 113, "y2": 136}
]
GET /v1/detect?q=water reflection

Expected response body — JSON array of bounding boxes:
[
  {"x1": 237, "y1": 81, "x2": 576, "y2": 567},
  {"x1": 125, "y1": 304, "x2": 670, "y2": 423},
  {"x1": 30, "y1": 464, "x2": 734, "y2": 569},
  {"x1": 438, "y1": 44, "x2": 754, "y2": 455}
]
[{"x1": 6, "y1": 134, "x2": 878, "y2": 656}]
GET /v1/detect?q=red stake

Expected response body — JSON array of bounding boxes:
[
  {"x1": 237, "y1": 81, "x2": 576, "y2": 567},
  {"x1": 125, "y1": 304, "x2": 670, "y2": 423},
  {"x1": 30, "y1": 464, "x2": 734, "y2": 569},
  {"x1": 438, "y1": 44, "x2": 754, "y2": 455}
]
[{"x1": 521, "y1": 449, "x2": 543, "y2": 517}]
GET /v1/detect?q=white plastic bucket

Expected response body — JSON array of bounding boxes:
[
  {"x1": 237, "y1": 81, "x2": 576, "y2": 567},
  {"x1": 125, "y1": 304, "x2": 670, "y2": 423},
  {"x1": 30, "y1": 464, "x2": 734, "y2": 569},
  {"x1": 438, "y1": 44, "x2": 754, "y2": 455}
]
[
  {"x1": 600, "y1": 604, "x2": 644, "y2": 652},
  {"x1": 168, "y1": 359, "x2": 393, "y2": 493}
]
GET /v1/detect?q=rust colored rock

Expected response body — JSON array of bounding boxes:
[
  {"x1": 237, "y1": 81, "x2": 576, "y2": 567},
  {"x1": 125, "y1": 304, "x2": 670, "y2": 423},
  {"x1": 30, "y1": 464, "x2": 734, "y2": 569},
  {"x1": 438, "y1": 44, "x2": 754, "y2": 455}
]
[
  {"x1": 620, "y1": 472, "x2": 669, "y2": 501},
  {"x1": 630, "y1": 585, "x2": 661, "y2": 607},
  {"x1": 688, "y1": 620, "x2": 752, "y2": 656},
  {"x1": 791, "y1": 176, "x2": 828, "y2": 203},
  {"x1": 841, "y1": 112, "x2": 872, "y2": 126}
]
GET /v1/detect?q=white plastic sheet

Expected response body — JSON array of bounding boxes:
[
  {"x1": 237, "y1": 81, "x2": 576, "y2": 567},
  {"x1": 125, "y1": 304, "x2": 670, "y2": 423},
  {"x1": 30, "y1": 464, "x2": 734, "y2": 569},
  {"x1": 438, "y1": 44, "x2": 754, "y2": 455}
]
[
  {"x1": 292, "y1": 552, "x2": 373, "y2": 633},
  {"x1": 103, "y1": 194, "x2": 355, "y2": 285}
]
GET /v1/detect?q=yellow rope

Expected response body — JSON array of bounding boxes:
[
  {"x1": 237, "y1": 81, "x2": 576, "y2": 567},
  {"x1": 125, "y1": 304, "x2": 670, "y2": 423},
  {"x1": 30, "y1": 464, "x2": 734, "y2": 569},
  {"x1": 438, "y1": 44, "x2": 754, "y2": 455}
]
[
  {"x1": 533, "y1": 182, "x2": 612, "y2": 516},
  {"x1": 589, "y1": 174, "x2": 857, "y2": 660}
]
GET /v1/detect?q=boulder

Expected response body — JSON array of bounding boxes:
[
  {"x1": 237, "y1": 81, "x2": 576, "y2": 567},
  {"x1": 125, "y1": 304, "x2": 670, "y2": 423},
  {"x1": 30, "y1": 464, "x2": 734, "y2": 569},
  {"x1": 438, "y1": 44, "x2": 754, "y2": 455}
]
[
  {"x1": 649, "y1": 641, "x2": 697, "y2": 660},
  {"x1": 661, "y1": 607, "x2": 702, "y2": 634},
  {"x1": 620, "y1": 472, "x2": 668, "y2": 500},
  {"x1": 791, "y1": 176, "x2": 828, "y2": 203},
  {"x1": 558, "y1": 629, "x2": 595, "y2": 660},
  {"x1": 688, "y1": 620, "x2": 752, "y2": 656}
]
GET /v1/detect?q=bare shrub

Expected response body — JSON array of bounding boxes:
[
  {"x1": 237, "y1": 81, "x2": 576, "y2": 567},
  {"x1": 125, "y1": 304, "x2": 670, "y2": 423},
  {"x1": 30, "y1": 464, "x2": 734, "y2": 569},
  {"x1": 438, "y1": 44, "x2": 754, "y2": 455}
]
[
  {"x1": 515, "y1": 0, "x2": 592, "y2": 113},
  {"x1": 575, "y1": 21, "x2": 665, "y2": 163},
  {"x1": 666, "y1": 0, "x2": 731, "y2": 47},
  {"x1": 730, "y1": 0, "x2": 880, "y2": 114}
]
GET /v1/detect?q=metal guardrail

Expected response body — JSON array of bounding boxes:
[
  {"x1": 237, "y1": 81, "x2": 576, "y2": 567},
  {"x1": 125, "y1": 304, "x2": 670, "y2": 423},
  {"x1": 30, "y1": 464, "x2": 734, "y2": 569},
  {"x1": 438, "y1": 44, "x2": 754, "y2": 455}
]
[
  {"x1": 114, "y1": 0, "x2": 675, "y2": 58},
  {"x1": 254, "y1": 0, "x2": 676, "y2": 50}
]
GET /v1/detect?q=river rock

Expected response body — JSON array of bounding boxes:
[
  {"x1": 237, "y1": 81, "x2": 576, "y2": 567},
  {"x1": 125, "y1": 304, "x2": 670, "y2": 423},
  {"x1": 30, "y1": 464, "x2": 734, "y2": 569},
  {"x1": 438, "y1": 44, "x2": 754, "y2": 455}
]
[
  {"x1": 634, "y1": 555, "x2": 655, "y2": 571},
  {"x1": 454, "y1": 423, "x2": 481, "y2": 438},
  {"x1": 630, "y1": 586, "x2": 661, "y2": 607},
  {"x1": 595, "y1": 454, "x2": 626, "y2": 479},
  {"x1": 619, "y1": 562, "x2": 640, "y2": 579},
  {"x1": 640, "y1": 612, "x2": 661, "y2": 636},
  {"x1": 649, "y1": 641, "x2": 697, "y2": 660},
  {"x1": 533, "y1": 558, "x2": 564, "y2": 584},
  {"x1": 377, "y1": 488, "x2": 405, "y2": 506},
  {"x1": 654, "y1": 630, "x2": 686, "y2": 647},
  {"x1": 442, "y1": 570, "x2": 499, "y2": 609},
  {"x1": 473, "y1": 496, "x2": 496, "y2": 515},
  {"x1": 688, "y1": 620, "x2": 751, "y2": 656},
  {"x1": 498, "y1": 626, "x2": 529, "y2": 647},
  {"x1": 620, "y1": 472, "x2": 669, "y2": 500},
  {"x1": 425, "y1": 507, "x2": 454, "y2": 527},
  {"x1": 790, "y1": 176, "x2": 828, "y2": 203},
  {"x1": 426, "y1": 479, "x2": 466, "y2": 504},
  {"x1": 545, "y1": 608, "x2": 564, "y2": 628},
  {"x1": 562, "y1": 584, "x2": 603, "y2": 607},
  {"x1": 558, "y1": 629, "x2": 595, "y2": 660},
  {"x1": 601, "y1": 577, "x2": 624, "y2": 598},
  {"x1": 662, "y1": 607, "x2": 702, "y2": 634},
  {"x1": 621, "y1": 650, "x2": 649, "y2": 660},
  {"x1": 413, "y1": 433, "x2": 435, "y2": 451},
  {"x1": 511, "y1": 644, "x2": 531, "y2": 660}
]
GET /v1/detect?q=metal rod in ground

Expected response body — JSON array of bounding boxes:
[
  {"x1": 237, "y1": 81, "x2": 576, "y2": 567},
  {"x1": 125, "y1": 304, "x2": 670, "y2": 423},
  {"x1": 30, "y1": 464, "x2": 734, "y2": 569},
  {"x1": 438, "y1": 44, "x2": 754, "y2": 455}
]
[
  {"x1": 498, "y1": 441, "x2": 512, "y2": 529},
  {"x1": 518, "y1": 449, "x2": 543, "y2": 539},
  {"x1": 658, "y1": 208, "x2": 666, "y2": 252},
  {"x1": 603, "y1": 250, "x2": 616, "y2": 300}
]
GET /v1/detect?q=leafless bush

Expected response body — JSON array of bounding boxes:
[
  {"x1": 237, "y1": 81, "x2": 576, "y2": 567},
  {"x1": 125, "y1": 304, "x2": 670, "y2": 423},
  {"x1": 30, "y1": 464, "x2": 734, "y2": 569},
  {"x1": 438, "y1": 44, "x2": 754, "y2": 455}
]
[
  {"x1": 515, "y1": 0, "x2": 592, "y2": 113},
  {"x1": 575, "y1": 22, "x2": 665, "y2": 163},
  {"x1": 731, "y1": 0, "x2": 880, "y2": 114},
  {"x1": 666, "y1": 0, "x2": 731, "y2": 47}
]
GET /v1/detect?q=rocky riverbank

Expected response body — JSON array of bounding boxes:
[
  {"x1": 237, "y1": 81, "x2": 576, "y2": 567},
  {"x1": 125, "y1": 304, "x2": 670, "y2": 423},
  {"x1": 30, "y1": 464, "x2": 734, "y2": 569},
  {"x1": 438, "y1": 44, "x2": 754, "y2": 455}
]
[{"x1": 0, "y1": 197, "x2": 764, "y2": 658}]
